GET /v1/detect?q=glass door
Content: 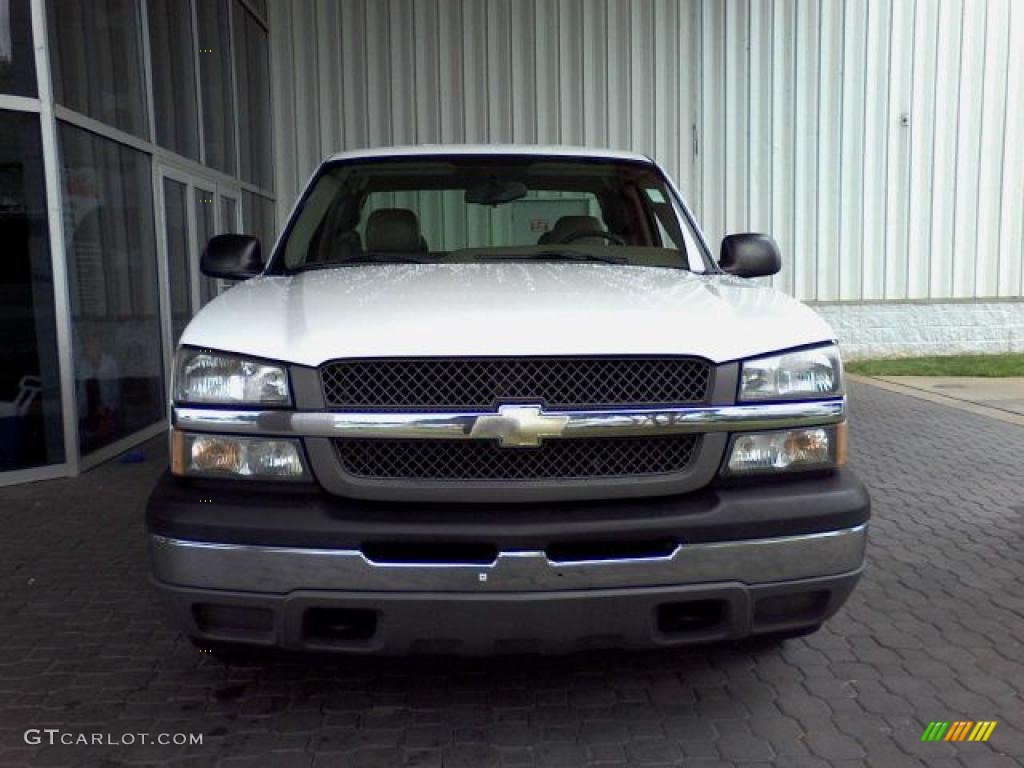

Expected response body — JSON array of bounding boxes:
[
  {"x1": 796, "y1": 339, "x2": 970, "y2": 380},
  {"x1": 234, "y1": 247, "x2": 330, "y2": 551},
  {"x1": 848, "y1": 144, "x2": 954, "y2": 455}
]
[
  {"x1": 157, "y1": 167, "x2": 242, "y2": 375},
  {"x1": 160, "y1": 172, "x2": 194, "y2": 347},
  {"x1": 194, "y1": 186, "x2": 217, "y2": 306}
]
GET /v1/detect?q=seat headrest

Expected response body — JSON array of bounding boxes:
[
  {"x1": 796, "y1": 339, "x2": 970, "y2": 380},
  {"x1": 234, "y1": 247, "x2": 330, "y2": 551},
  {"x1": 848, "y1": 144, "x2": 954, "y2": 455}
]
[
  {"x1": 538, "y1": 215, "x2": 606, "y2": 244},
  {"x1": 365, "y1": 208, "x2": 423, "y2": 252}
]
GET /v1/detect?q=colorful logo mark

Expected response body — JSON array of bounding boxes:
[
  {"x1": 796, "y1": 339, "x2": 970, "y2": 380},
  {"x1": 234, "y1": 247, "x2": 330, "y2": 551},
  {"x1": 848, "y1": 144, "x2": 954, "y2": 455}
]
[{"x1": 921, "y1": 721, "x2": 997, "y2": 742}]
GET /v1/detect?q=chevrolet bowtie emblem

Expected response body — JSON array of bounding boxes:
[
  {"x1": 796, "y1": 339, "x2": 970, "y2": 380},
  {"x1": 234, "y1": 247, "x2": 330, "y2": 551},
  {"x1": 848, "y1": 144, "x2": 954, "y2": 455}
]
[{"x1": 469, "y1": 405, "x2": 570, "y2": 448}]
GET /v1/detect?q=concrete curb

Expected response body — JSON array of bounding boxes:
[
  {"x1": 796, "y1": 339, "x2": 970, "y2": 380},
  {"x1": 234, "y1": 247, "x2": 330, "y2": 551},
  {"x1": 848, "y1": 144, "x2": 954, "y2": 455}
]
[{"x1": 847, "y1": 373, "x2": 1024, "y2": 428}]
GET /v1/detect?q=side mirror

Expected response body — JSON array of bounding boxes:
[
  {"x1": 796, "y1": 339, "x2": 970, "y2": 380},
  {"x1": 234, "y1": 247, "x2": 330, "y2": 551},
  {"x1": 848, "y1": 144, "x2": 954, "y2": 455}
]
[
  {"x1": 719, "y1": 233, "x2": 781, "y2": 278},
  {"x1": 200, "y1": 234, "x2": 263, "y2": 280}
]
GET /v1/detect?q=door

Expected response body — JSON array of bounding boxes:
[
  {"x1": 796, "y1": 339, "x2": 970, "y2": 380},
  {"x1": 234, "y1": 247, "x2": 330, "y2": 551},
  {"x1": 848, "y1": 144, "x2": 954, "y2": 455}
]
[
  {"x1": 160, "y1": 172, "x2": 194, "y2": 347},
  {"x1": 156, "y1": 166, "x2": 242, "y2": 377}
]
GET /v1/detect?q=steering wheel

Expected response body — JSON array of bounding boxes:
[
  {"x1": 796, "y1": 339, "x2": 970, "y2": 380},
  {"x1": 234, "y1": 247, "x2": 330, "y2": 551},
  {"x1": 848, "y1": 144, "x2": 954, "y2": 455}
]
[{"x1": 556, "y1": 230, "x2": 626, "y2": 246}]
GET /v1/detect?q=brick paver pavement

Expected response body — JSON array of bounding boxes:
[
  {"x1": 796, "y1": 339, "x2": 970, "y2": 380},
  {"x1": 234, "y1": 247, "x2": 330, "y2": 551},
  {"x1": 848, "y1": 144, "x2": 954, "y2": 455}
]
[{"x1": 0, "y1": 382, "x2": 1022, "y2": 767}]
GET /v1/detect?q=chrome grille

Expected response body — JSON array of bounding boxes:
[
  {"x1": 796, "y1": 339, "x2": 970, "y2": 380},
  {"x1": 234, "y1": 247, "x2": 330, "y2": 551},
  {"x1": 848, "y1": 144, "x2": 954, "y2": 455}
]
[
  {"x1": 334, "y1": 435, "x2": 701, "y2": 481},
  {"x1": 320, "y1": 357, "x2": 711, "y2": 410}
]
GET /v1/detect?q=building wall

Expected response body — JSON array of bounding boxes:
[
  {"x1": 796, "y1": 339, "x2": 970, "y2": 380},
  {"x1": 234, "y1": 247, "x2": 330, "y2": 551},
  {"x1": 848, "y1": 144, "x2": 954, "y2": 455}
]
[
  {"x1": 815, "y1": 300, "x2": 1024, "y2": 359},
  {"x1": 269, "y1": 0, "x2": 1024, "y2": 353}
]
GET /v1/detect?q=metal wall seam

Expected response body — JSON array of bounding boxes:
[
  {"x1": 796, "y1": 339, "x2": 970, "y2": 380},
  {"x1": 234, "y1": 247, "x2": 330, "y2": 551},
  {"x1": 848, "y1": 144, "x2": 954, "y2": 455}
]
[
  {"x1": 951, "y1": 0, "x2": 987, "y2": 297},
  {"x1": 928, "y1": 0, "x2": 962, "y2": 298},
  {"x1": 816, "y1": 0, "x2": 843, "y2": 301},
  {"x1": 998, "y1": 0, "x2": 1024, "y2": 297},
  {"x1": 700, "y1": 0, "x2": 725, "y2": 250},
  {"x1": 883, "y1": 0, "x2": 914, "y2": 300},
  {"x1": 975, "y1": 0, "x2": 1011, "y2": 298},
  {"x1": 316, "y1": 0, "x2": 340, "y2": 162},
  {"x1": 906, "y1": 0, "x2": 939, "y2": 300},
  {"x1": 838, "y1": 0, "x2": 868, "y2": 301},
  {"x1": 861, "y1": 0, "x2": 892, "y2": 300},
  {"x1": 294, "y1": 0, "x2": 320, "y2": 185},
  {"x1": 770, "y1": 0, "x2": 796, "y2": 297},
  {"x1": 793, "y1": 0, "x2": 820, "y2": 300}
]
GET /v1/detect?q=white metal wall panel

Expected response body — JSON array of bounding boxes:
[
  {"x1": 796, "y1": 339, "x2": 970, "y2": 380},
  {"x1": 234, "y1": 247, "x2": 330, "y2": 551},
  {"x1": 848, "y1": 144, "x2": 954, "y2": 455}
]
[
  {"x1": 952, "y1": 1, "x2": 987, "y2": 297},
  {"x1": 928, "y1": 0, "x2": 962, "y2": 298},
  {"x1": 769, "y1": 0, "x2": 797, "y2": 297},
  {"x1": 906, "y1": 0, "x2": 939, "y2": 299},
  {"x1": 883, "y1": 0, "x2": 914, "y2": 300},
  {"x1": 838, "y1": 0, "x2": 868, "y2": 301},
  {"x1": 270, "y1": 0, "x2": 1024, "y2": 302},
  {"x1": 816, "y1": 0, "x2": 843, "y2": 300},
  {"x1": 975, "y1": 0, "x2": 1010, "y2": 298},
  {"x1": 998, "y1": 0, "x2": 1024, "y2": 297}
]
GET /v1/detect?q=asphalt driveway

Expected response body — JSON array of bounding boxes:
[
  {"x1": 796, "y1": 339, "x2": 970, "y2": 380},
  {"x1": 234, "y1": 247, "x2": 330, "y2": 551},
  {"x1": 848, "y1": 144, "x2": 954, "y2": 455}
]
[{"x1": 0, "y1": 381, "x2": 1022, "y2": 767}]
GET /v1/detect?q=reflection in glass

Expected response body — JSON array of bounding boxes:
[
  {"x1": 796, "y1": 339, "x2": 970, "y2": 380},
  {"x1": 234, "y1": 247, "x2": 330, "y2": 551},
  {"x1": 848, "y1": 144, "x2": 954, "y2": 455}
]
[
  {"x1": 148, "y1": 0, "x2": 200, "y2": 161},
  {"x1": 247, "y1": 0, "x2": 267, "y2": 22},
  {"x1": 0, "y1": 0, "x2": 37, "y2": 97},
  {"x1": 220, "y1": 195, "x2": 238, "y2": 234},
  {"x1": 233, "y1": 1, "x2": 272, "y2": 190},
  {"x1": 195, "y1": 188, "x2": 218, "y2": 305},
  {"x1": 242, "y1": 190, "x2": 275, "y2": 256},
  {"x1": 59, "y1": 123, "x2": 164, "y2": 455},
  {"x1": 197, "y1": 0, "x2": 236, "y2": 175},
  {"x1": 164, "y1": 178, "x2": 192, "y2": 343},
  {"x1": 0, "y1": 111, "x2": 64, "y2": 471},
  {"x1": 47, "y1": 0, "x2": 149, "y2": 138}
]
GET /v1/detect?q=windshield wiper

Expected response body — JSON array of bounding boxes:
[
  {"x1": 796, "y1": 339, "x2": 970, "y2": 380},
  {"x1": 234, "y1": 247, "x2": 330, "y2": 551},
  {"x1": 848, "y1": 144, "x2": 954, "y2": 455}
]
[
  {"x1": 340, "y1": 252, "x2": 435, "y2": 265},
  {"x1": 481, "y1": 251, "x2": 630, "y2": 266},
  {"x1": 293, "y1": 252, "x2": 434, "y2": 271}
]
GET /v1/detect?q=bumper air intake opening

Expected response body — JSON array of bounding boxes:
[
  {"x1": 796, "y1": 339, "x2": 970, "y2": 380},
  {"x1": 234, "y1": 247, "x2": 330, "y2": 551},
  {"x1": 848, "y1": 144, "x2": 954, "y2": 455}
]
[
  {"x1": 303, "y1": 607, "x2": 378, "y2": 645},
  {"x1": 192, "y1": 603, "x2": 274, "y2": 639},
  {"x1": 546, "y1": 538, "x2": 678, "y2": 563},
  {"x1": 656, "y1": 599, "x2": 728, "y2": 637},
  {"x1": 361, "y1": 541, "x2": 498, "y2": 565},
  {"x1": 753, "y1": 590, "x2": 830, "y2": 630}
]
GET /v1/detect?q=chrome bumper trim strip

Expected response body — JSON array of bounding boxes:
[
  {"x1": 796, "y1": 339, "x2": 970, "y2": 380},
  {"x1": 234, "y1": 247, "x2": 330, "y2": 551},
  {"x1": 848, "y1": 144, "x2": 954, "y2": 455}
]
[
  {"x1": 172, "y1": 399, "x2": 846, "y2": 441},
  {"x1": 150, "y1": 524, "x2": 866, "y2": 593}
]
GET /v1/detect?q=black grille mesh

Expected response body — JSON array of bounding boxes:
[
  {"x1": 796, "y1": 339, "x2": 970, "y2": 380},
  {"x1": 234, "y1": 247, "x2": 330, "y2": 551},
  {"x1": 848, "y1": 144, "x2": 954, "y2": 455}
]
[
  {"x1": 321, "y1": 357, "x2": 711, "y2": 410},
  {"x1": 334, "y1": 435, "x2": 700, "y2": 481}
]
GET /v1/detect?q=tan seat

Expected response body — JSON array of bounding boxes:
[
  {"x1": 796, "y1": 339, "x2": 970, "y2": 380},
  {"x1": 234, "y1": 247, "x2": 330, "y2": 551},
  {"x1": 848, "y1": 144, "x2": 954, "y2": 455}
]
[
  {"x1": 365, "y1": 208, "x2": 427, "y2": 253},
  {"x1": 538, "y1": 215, "x2": 607, "y2": 245}
]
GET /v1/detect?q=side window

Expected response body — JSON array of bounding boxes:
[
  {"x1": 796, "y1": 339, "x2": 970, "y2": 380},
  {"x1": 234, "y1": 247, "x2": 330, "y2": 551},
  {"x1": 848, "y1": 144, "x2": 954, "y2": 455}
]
[{"x1": 644, "y1": 187, "x2": 677, "y2": 248}]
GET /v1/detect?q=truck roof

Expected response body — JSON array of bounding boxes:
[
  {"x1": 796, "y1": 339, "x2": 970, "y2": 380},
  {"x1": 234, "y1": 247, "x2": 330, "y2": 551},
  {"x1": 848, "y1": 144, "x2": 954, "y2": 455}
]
[{"x1": 325, "y1": 144, "x2": 652, "y2": 164}]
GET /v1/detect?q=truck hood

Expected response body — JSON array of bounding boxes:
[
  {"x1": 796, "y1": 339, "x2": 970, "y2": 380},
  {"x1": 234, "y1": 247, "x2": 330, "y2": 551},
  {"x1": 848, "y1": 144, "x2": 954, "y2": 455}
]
[{"x1": 181, "y1": 263, "x2": 836, "y2": 366}]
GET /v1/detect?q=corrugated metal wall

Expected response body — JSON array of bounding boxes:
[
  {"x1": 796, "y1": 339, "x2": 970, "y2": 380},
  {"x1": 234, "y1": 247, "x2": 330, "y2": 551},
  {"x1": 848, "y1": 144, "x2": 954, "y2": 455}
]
[{"x1": 269, "y1": 0, "x2": 1024, "y2": 302}]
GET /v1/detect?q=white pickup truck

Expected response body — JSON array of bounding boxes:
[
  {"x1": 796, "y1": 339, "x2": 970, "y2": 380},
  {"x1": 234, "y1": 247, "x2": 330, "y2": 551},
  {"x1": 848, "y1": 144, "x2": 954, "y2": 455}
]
[{"x1": 147, "y1": 145, "x2": 869, "y2": 656}]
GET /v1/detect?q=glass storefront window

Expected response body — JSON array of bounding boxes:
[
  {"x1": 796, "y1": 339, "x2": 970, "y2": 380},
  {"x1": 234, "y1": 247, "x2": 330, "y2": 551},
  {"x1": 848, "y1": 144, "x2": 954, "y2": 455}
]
[
  {"x1": 0, "y1": 111, "x2": 64, "y2": 470},
  {"x1": 163, "y1": 177, "x2": 191, "y2": 343},
  {"x1": 147, "y1": 0, "x2": 200, "y2": 161},
  {"x1": 220, "y1": 195, "x2": 237, "y2": 234},
  {"x1": 196, "y1": 0, "x2": 236, "y2": 175},
  {"x1": 195, "y1": 188, "x2": 218, "y2": 305},
  {"x1": 242, "y1": 189, "x2": 274, "y2": 255},
  {"x1": 232, "y1": 1, "x2": 272, "y2": 191},
  {"x1": 47, "y1": 0, "x2": 149, "y2": 139},
  {"x1": 0, "y1": 0, "x2": 37, "y2": 96},
  {"x1": 59, "y1": 123, "x2": 164, "y2": 456},
  {"x1": 245, "y1": 0, "x2": 266, "y2": 23}
]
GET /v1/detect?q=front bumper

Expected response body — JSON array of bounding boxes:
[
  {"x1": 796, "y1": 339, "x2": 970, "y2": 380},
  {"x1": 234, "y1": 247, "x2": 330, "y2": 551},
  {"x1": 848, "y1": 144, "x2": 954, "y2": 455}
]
[
  {"x1": 147, "y1": 469, "x2": 869, "y2": 654},
  {"x1": 156, "y1": 568, "x2": 863, "y2": 655}
]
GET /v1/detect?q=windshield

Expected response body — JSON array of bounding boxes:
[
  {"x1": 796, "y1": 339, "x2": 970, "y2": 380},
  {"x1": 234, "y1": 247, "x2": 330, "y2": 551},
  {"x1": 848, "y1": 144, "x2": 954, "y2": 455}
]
[{"x1": 274, "y1": 155, "x2": 711, "y2": 273}]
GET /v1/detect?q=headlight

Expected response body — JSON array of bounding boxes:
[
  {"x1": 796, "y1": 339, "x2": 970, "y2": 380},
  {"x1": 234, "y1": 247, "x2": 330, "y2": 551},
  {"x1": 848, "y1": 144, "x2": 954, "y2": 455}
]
[
  {"x1": 739, "y1": 344, "x2": 844, "y2": 401},
  {"x1": 174, "y1": 348, "x2": 290, "y2": 406},
  {"x1": 724, "y1": 424, "x2": 846, "y2": 475},
  {"x1": 171, "y1": 432, "x2": 308, "y2": 480}
]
